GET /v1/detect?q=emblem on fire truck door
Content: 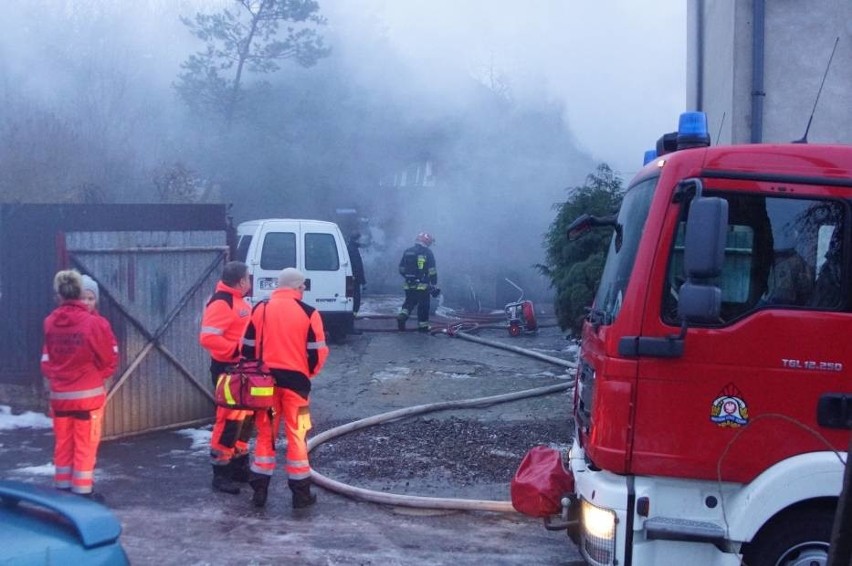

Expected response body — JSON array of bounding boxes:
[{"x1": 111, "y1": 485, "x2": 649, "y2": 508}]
[{"x1": 710, "y1": 383, "x2": 749, "y2": 428}]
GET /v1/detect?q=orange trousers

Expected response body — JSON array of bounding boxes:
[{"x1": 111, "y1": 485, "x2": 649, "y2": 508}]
[
  {"x1": 52, "y1": 407, "x2": 104, "y2": 494},
  {"x1": 251, "y1": 388, "x2": 312, "y2": 480},
  {"x1": 210, "y1": 408, "x2": 253, "y2": 466}
]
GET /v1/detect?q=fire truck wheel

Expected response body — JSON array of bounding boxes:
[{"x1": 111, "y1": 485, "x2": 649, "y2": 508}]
[{"x1": 741, "y1": 506, "x2": 832, "y2": 566}]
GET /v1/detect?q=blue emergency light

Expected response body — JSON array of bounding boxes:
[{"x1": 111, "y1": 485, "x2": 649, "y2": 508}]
[
  {"x1": 643, "y1": 149, "x2": 658, "y2": 165},
  {"x1": 676, "y1": 111, "x2": 710, "y2": 149}
]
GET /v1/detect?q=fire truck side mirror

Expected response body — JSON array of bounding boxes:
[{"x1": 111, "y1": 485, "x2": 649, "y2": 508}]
[
  {"x1": 567, "y1": 213, "x2": 619, "y2": 241},
  {"x1": 683, "y1": 197, "x2": 728, "y2": 279},
  {"x1": 677, "y1": 196, "x2": 727, "y2": 325},
  {"x1": 567, "y1": 214, "x2": 593, "y2": 241},
  {"x1": 678, "y1": 282, "x2": 721, "y2": 322}
]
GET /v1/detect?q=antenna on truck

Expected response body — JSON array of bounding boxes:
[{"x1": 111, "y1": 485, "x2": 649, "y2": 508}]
[
  {"x1": 715, "y1": 112, "x2": 725, "y2": 145},
  {"x1": 793, "y1": 36, "x2": 839, "y2": 144}
]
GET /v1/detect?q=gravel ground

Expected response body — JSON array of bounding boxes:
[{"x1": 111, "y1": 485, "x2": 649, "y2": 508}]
[{"x1": 313, "y1": 417, "x2": 572, "y2": 486}]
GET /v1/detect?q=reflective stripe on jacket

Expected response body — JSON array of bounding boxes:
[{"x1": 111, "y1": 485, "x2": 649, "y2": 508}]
[
  {"x1": 41, "y1": 301, "x2": 118, "y2": 412},
  {"x1": 245, "y1": 287, "x2": 328, "y2": 385},
  {"x1": 199, "y1": 281, "x2": 251, "y2": 363},
  {"x1": 399, "y1": 243, "x2": 437, "y2": 290}
]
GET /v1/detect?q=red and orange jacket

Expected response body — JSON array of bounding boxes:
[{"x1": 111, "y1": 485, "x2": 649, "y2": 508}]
[
  {"x1": 242, "y1": 287, "x2": 328, "y2": 399},
  {"x1": 41, "y1": 301, "x2": 119, "y2": 412},
  {"x1": 199, "y1": 281, "x2": 252, "y2": 364}
]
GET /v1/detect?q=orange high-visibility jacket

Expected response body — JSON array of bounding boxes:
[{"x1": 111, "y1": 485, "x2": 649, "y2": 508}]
[
  {"x1": 41, "y1": 301, "x2": 119, "y2": 412},
  {"x1": 199, "y1": 281, "x2": 252, "y2": 363},
  {"x1": 245, "y1": 287, "x2": 328, "y2": 382}
]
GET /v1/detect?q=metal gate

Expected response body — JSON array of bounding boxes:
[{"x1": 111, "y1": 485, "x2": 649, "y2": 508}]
[{"x1": 65, "y1": 230, "x2": 227, "y2": 439}]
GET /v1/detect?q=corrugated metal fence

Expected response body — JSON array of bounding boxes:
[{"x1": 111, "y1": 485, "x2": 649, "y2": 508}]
[{"x1": 0, "y1": 205, "x2": 231, "y2": 439}]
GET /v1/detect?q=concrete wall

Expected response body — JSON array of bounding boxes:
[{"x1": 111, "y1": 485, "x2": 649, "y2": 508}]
[{"x1": 687, "y1": 0, "x2": 852, "y2": 145}]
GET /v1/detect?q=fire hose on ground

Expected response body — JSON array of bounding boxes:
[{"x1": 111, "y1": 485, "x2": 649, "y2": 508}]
[{"x1": 308, "y1": 330, "x2": 577, "y2": 513}]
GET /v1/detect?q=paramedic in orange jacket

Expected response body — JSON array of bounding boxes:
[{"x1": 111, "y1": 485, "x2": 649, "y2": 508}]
[
  {"x1": 41, "y1": 270, "x2": 118, "y2": 499},
  {"x1": 199, "y1": 261, "x2": 253, "y2": 495},
  {"x1": 243, "y1": 267, "x2": 328, "y2": 509}
]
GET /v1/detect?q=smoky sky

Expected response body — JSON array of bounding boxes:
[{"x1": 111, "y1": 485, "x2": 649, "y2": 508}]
[
  {"x1": 327, "y1": 0, "x2": 687, "y2": 175},
  {"x1": 0, "y1": 0, "x2": 686, "y2": 308}
]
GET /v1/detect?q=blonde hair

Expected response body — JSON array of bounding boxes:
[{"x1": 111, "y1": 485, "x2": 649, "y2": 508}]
[{"x1": 54, "y1": 269, "x2": 83, "y2": 300}]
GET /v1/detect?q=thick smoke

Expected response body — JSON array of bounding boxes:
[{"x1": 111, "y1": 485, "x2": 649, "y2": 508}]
[{"x1": 0, "y1": 0, "x2": 684, "y2": 309}]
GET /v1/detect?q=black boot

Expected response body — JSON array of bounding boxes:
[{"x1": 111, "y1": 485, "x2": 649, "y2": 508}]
[
  {"x1": 250, "y1": 474, "x2": 271, "y2": 508},
  {"x1": 289, "y1": 478, "x2": 317, "y2": 509},
  {"x1": 212, "y1": 464, "x2": 241, "y2": 495},
  {"x1": 229, "y1": 454, "x2": 251, "y2": 483}
]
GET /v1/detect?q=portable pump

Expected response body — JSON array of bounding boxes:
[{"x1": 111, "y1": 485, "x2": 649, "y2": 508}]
[{"x1": 503, "y1": 279, "x2": 538, "y2": 337}]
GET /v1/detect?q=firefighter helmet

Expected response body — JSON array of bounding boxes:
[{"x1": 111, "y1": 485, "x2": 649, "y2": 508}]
[{"x1": 416, "y1": 232, "x2": 434, "y2": 246}]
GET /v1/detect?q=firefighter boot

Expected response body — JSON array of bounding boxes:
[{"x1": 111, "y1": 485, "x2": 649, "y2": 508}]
[
  {"x1": 289, "y1": 478, "x2": 317, "y2": 509},
  {"x1": 250, "y1": 474, "x2": 271, "y2": 508},
  {"x1": 212, "y1": 464, "x2": 241, "y2": 495},
  {"x1": 229, "y1": 454, "x2": 251, "y2": 483},
  {"x1": 397, "y1": 313, "x2": 407, "y2": 331}
]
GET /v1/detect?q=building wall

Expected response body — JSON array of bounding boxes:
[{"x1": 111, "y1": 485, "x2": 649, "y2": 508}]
[{"x1": 688, "y1": 0, "x2": 852, "y2": 145}]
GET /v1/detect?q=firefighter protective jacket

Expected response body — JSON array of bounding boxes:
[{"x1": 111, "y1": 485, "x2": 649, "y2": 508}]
[
  {"x1": 398, "y1": 243, "x2": 437, "y2": 290},
  {"x1": 41, "y1": 301, "x2": 119, "y2": 412},
  {"x1": 242, "y1": 287, "x2": 328, "y2": 399},
  {"x1": 199, "y1": 281, "x2": 252, "y2": 364}
]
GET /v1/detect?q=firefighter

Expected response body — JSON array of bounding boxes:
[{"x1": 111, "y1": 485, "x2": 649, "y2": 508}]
[
  {"x1": 244, "y1": 267, "x2": 329, "y2": 509},
  {"x1": 397, "y1": 232, "x2": 438, "y2": 332},
  {"x1": 199, "y1": 261, "x2": 253, "y2": 495},
  {"x1": 347, "y1": 232, "x2": 366, "y2": 334},
  {"x1": 41, "y1": 270, "x2": 118, "y2": 500}
]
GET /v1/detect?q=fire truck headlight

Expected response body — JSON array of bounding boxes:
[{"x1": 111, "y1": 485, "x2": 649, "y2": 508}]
[
  {"x1": 582, "y1": 499, "x2": 615, "y2": 539},
  {"x1": 581, "y1": 499, "x2": 616, "y2": 565}
]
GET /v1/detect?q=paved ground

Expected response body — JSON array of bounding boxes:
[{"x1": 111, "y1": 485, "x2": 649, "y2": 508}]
[{"x1": 0, "y1": 297, "x2": 584, "y2": 565}]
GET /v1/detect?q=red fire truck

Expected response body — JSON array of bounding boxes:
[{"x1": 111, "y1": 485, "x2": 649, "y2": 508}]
[{"x1": 541, "y1": 112, "x2": 850, "y2": 565}]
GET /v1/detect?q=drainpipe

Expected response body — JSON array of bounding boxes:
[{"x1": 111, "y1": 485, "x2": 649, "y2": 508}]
[
  {"x1": 695, "y1": 0, "x2": 704, "y2": 111},
  {"x1": 750, "y1": 0, "x2": 766, "y2": 143}
]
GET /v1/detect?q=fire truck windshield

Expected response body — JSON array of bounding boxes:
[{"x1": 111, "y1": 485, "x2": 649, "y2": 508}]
[{"x1": 592, "y1": 176, "x2": 657, "y2": 323}]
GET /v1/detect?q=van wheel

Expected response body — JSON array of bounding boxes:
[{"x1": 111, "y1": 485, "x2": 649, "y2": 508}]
[{"x1": 741, "y1": 507, "x2": 832, "y2": 566}]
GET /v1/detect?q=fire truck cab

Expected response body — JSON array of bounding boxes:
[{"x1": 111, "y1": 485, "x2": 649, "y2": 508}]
[{"x1": 558, "y1": 113, "x2": 850, "y2": 565}]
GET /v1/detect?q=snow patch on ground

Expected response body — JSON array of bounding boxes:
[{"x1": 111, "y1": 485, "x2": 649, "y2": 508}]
[
  {"x1": 371, "y1": 366, "x2": 413, "y2": 381},
  {"x1": 0, "y1": 405, "x2": 52, "y2": 431},
  {"x1": 11, "y1": 462, "x2": 54, "y2": 476},
  {"x1": 436, "y1": 371, "x2": 475, "y2": 380},
  {"x1": 174, "y1": 426, "x2": 211, "y2": 453},
  {"x1": 357, "y1": 295, "x2": 402, "y2": 316}
]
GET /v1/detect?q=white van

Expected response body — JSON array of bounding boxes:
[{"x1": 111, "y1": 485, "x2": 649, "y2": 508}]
[{"x1": 235, "y1": 219, "x2": 354, "y2": 343}]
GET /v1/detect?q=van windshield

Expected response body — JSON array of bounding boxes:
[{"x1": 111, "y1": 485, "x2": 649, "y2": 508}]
[{"x1": 592, "y1": 176, "x2": 657, "y2": 324}]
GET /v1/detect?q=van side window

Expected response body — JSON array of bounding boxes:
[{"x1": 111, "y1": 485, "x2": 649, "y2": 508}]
[
  {"x1": 260, "y1": 232, "x2": 296, "y2": 270},
  {"x1": 305, "y1": 233, "x2": 339, "y2": 271},
  {"x1": 236, "y1": 235, "x2": 252, "y2": 262},
  {"x1": 663, "y1": 194, "x2": 847, "y2": 325}
]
